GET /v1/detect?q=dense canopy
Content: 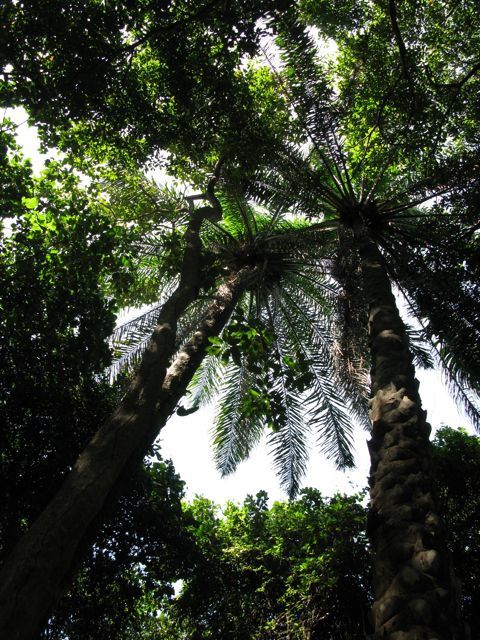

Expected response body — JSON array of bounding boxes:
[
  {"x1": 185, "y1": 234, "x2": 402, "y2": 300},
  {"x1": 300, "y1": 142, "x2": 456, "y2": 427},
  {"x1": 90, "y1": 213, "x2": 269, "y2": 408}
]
[{"x1": 1, "y1": 2, "x2": 480, "y2": 639}]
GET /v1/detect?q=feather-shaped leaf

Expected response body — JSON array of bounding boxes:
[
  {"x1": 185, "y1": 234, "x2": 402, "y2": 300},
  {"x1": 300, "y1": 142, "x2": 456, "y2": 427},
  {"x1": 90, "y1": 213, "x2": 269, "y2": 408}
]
[
  {"x1": 109, "y1": 304, "x2": 162, "y2": 379},
  {"x1": 212, "y1": 359, "x2": 265, "y2": 477},
  {"x1": 187, "y1": 354, "x2": 226, "y2": 409}
]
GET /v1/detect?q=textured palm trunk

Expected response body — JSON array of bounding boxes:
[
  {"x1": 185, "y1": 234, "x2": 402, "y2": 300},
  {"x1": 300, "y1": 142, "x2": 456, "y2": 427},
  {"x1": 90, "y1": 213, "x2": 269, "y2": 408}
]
[
  {"x1": 354, "y1": 222, "x2": 466, "y2": 639},
  {"x1": 0, "y1": 204, "x2": 250, "y2": 639}
]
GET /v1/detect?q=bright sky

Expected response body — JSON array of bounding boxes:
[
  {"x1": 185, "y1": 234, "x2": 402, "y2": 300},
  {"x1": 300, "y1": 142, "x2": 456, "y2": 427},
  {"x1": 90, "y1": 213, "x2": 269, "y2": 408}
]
[
  {"x1": 4, "y1": 107, "x2": 59, "y2": 172},
  {"x1": 7, "y1": 107, "x2": 474, "y2": 506}
]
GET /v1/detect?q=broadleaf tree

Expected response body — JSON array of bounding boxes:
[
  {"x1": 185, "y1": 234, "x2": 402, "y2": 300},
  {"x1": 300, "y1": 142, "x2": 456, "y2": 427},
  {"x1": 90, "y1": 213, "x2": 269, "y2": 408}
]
[{"x1": 0, "y1": 125, "x2": 132, "y2": 559}]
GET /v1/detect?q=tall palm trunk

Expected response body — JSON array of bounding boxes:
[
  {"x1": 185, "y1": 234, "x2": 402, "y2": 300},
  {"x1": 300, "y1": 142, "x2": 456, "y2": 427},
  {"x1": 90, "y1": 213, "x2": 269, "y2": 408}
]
[
  {"x1": 353, "y1": 221, "x2": 466, "y2": 639},
  {"x1": 0, "y1": 203, "x2": 252, "y2": 639}
]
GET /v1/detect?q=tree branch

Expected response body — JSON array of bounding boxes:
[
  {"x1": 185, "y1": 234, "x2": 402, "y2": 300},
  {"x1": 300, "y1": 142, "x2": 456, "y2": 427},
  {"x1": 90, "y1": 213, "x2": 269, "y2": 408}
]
[
  {"x1": 426, "y1": 60, "x2": 480, "y2": 91},
  {"x1": 387, "y1": 0, "x2": 416, "y2": 103}
]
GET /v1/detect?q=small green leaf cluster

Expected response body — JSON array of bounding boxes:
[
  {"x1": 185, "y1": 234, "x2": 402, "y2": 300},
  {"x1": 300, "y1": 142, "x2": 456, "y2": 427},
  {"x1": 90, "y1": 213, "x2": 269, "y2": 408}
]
[
  {"x1": 208, "y1": 315, "x2": 273, "y2": 366},
  {"x1": 43, "y1": 459, "x2": 193, "y2": 640},
  {"x1": 207, "y1": 314, "x2": 314, "y2": 434},
  {"x1": 0, "y1": 143, "x2": 135, "y2": 558}
]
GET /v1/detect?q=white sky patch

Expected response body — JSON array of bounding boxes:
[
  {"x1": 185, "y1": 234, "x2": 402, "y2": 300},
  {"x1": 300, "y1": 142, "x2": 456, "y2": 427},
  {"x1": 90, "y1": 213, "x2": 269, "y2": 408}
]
[
  {"x1": 4, "y1": 106, "x2": 61, "y2": 174},
  {"x1": 156, "y1": 287, "x2": 475, "y2": 506}
]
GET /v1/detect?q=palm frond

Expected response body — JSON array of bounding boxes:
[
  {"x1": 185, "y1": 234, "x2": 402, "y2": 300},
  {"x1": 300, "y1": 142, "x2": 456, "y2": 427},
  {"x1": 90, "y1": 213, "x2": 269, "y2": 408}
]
[
  {"x1": 109, "y1": 335, "x2": 151, "y2": 382},
  {"x1": 248, "y1": 142, "x2": 343, "y2": 217},
  {"x1": 439, "y1": 363, "x2": 480, "y2": 431},
  {"x1": 109, "y1": 304, "x2": 163, "y2": 379},
  {"x1": 264, "y1": 308, "x2": 311, "y2": 498},
  {"x1": 281, "y1": 273, "x2": 370, "y2": 430},
  {"x1": 389, "y1": 257, "x2": 480, "y2": 430},
  {"x1": 187, "y1": 354, "x2": 226, "y2": 409},
  {"x1": 103, "y1": 169, "x2": 188, "y2": 230},
  {"x1": 274, "y1": 283, "x2": 359, "y2": 465},
  {"x1": 212, "y1": 359, "x2": 264, "y2": 477},
  {"x1": 267, "y1": 400, "x2": 310, "y2": 500},
  {"x1": 405, "y1": 325, "x2": 434, "y2": 370},
  {"x1": 217, "y1": 190, "x2": 254, "y2": 242},
  {"x1": 174, "y1": 295, "x2": 216, "y2": 350},
  {"x1": 271, "y1": 13, "x2": 355, "y2": 201}
]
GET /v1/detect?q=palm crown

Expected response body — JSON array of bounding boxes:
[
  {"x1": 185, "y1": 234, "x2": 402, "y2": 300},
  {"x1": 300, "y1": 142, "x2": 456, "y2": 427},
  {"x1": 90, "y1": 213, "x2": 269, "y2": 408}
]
[
  {"x1": 246, "y1": 13, "x2": 480, "y2": 427},
  {"x1": 110, "y1": 177, "x2": 374, "y2": 496}
]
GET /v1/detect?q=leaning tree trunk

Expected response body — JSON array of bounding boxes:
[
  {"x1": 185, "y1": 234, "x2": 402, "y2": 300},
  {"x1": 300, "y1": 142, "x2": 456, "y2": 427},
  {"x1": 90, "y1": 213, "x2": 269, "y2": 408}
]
[
  {"x1": 0, "y1": 210, "x2": 252, "y2": 639},
  {"x1": 354, "y1": 222, "x2": 466, "y2": 639}
]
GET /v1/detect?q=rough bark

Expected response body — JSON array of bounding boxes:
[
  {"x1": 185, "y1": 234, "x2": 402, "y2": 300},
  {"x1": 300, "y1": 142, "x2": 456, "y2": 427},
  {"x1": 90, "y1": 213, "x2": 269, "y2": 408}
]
[
  {"x1": 354, "y1": 222, "x2": 466, "y2": 639},
  {"x1": 0, "y1": 203, "x2": 250, "y2": 639}
]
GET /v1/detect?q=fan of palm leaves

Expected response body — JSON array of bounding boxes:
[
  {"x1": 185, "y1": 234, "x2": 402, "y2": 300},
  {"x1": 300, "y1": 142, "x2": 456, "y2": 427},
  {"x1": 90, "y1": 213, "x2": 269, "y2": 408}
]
[
  {"x1": 181, "y1": 191, "x2": 372, "y2": 497},
  {"x1": 248, "y1": 11, "x2": 480, "y2": 428},
  {"x1": 107, "y1": 173, "x2": 377, "y2": 496}
]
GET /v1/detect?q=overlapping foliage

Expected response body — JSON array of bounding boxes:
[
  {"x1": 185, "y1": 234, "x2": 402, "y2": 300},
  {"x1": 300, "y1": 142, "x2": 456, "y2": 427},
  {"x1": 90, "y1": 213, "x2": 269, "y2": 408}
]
[
  {"x1": 0, "y1": 122, "x2": 194, "y2": 640},
  {"x1": 243, "y1": 5, "x2": 480, "y2": 427},
  {"x1": 1, "y1": 1, "x2": 480, "y2": 636},
  {"x1": 0, "y1": 126, "x2": 134, "y2": 556},
  {"x1": 108, "y1": 174, "x2": 371, "y2": 496},
  {"x1": 82, "y1": 428, "x2": 479, "y2": 640}
]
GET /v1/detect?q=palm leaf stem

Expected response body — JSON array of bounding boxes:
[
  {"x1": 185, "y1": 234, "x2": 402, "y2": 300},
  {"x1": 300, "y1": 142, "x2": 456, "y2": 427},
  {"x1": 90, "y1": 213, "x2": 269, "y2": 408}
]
[
  {"x1": 330, "y1": 126, "x2": 356, "y2": 200},
  {"x1": 205, "y1": 218, "x2": 241, "y2": 245},
  {"x1": 279, "y1": 287, "x2": 333, "y2": 350},
  {"x1": 261, "y1": 202, "x2": 286, "y2": 238},
  {"x1": 286, "y1": 270, "x2": 337, "y2": 296},
  {"x1": 381, "y1": 186, "x2": 454, "y2": 215}
]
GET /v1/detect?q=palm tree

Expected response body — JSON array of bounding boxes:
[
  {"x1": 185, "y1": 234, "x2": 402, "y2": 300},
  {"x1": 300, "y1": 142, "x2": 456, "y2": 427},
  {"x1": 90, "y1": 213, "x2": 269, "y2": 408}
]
[
  {"x1": 245, "y1": 14, "x2": 480, "y2": 638},
  {"x1": 0, "y1": 170, "x2": 368, "y2": 639},
  {"x1": 111, "y1": 183, "x2": 373, "y2": 498}
]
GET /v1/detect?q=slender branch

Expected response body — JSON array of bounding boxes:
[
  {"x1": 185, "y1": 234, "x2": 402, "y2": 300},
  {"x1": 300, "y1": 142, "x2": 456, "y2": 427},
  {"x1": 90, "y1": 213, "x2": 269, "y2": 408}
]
[
  {"x1": 185, "y1": 156, "x2": 225, "y2": 218},
  {"x1": 260, "y1": 202, "x2": 284, "y2": 239},
  {"x1": 426, "y1": 60, "x2": 480, "y2": 91},
  {"x1": 387, "y1": 0, "x2": 414, "y2": 95},
  {"x1": 426, "y1": 62, "x2": 480, "y2": 160}
]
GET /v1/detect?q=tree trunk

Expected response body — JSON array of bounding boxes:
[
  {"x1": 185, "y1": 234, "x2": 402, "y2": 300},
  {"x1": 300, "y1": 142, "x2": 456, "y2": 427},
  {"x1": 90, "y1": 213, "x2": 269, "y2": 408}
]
[
  {"x1": 354, "y1": 222, "x2": 466, "y2": 639},
  {"x1": 0, "y1": 227, "x2": 251, "y2": 639}
]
